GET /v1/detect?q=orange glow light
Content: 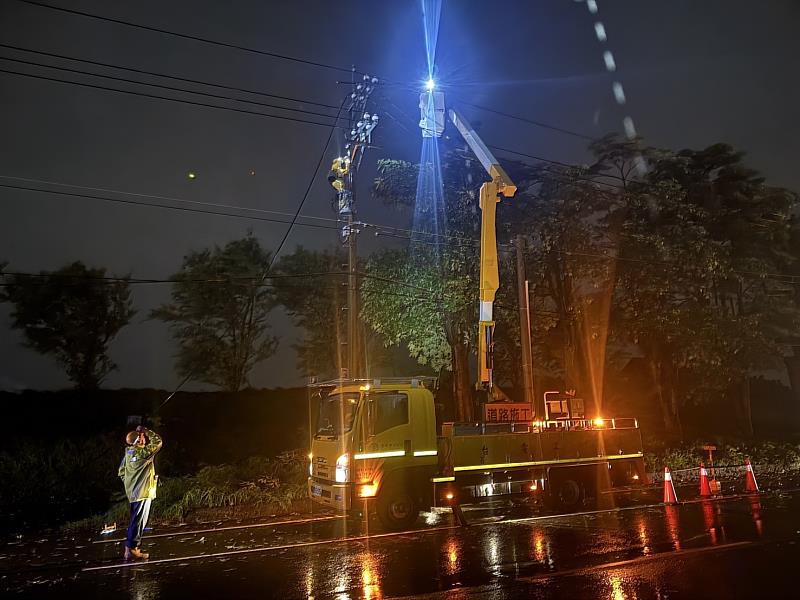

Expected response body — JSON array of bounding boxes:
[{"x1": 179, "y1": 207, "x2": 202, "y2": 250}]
[{"x1": 358, "y1": 483, "x2": 378, "y2": 498}]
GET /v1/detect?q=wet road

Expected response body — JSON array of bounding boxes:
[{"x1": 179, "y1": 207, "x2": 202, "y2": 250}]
[{"x1": 3, "y1": 490, "x2": 800, "y2": 599}]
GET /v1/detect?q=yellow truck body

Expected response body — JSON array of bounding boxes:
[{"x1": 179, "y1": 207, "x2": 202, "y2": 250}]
[{"x1": 308, "y1": 378, "x2": 646, "y2": 528}]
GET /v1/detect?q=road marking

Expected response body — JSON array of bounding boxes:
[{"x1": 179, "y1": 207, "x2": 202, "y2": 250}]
[
  {"x1": 81, "y1": 524, "x2": 459, "y2": 572},
  {"x1": 93, "y1": 514, "x2": 345, "y2": 544},
  {"x1": 495, "y1": 492, "x2": 769, "y2": 527},
  {"x1": 80, "y1": 489, "x2": 795, "y2": 572},
  {"x1": 516, "y1": 540, "x2": 754, "y2": 581}
]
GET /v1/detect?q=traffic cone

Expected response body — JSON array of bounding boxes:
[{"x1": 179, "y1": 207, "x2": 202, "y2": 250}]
[
  {"x1": 699, "y1": 463, "x2": 712, "y2": 497},
  {"x1": 744, "y1": 458, "x2": 759, "y2": 493},
  {"x1": 663, "y1": 466, "x2": 678, "y2": 504}
]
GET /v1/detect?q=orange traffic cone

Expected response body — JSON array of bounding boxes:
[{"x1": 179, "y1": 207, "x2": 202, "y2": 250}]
[
  {"x1": 699, "y1": 463, "x2": 712, "y2": 497},
  {"x1": 663, "y1": 466, "x2": 679, "y2": 504},
  {"x1": 744, "y1": 458, "x2": 759, "y2": 493}
]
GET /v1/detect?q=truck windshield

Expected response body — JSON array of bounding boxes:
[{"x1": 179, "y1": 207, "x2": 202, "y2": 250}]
[{"x1": 315, "y1": 392, "x2": 360, "y2": 437}]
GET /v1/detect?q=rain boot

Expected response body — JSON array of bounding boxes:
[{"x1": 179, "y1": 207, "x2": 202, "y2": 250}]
[{"x1": 124, "y1": 546, "x2": 149, "y2": 560}]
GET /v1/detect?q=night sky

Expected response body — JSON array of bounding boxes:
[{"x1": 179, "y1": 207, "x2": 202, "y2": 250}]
[{"x1": 1, "y1": 0, "x2": 798, "y2": 391}]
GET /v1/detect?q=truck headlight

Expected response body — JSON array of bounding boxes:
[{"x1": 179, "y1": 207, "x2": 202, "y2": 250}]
[{"x1": 335, "y1": 453, "x2": 350, "y2": 483}]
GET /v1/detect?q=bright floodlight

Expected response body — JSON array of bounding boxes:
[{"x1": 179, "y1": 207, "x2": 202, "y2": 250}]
[{"x1": 425, "y1": 77, "x2": 435, "y2": 91}]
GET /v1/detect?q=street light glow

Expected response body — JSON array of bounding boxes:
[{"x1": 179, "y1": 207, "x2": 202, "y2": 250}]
[{"x1": 425, "y1": 77, "x2": 435, "y2": 91}]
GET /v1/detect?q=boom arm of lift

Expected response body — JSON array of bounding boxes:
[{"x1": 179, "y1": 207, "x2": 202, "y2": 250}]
[{"x1": 448, "y1": 109, "x2": 517, "y2": 391}]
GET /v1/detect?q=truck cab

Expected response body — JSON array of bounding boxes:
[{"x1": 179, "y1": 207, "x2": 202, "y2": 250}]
[{"x1": 308, "y1": 378, "x2": 440, "y2": 528}]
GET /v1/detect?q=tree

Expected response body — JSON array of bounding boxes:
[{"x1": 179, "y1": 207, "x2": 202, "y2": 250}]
[
  {"x1": 505, "y1": 161, "x2": 620, "y2": 412},
  {"x1": 0, "y1": 261, "x2": 135, "y2": 389},
  {"x1": 369, "y1": 149, "x2": 570, "y2": 419},
  {"x1": 363, "y1": 243, "x2": 477, "y2": 420},
  {"x1": 272, "y1": 246, "x2": 391, "y2": 379},
  {"x1": 367, "y1": 151, "x2": 496, "y2": 420},
  {"x1": 272, "y1": 246, "x2": 346, "y2": 378},
  {"x1": 151, "y1": 235, "x2": 277, "y2": 392},
  {"x1": 606, "y1": 139, "x2": 799, "y2": 437}
]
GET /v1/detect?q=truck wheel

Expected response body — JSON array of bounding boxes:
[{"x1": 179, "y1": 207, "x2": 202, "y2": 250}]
[
  {"x1": 376, "y1": 484, "x2": 419, "y2": 530},
  {"x1": 550, "y1": 478, "x2": 584, "y2": 510}
]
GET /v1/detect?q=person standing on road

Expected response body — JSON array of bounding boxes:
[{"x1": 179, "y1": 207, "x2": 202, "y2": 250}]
[{"x1": 118, "y1": 425, "x2": 162, "y2": 560}]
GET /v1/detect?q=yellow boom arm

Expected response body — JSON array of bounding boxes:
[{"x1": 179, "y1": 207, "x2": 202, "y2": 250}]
[{"x1": 448, "y1": 109, "x2": 517, "y2": 390}]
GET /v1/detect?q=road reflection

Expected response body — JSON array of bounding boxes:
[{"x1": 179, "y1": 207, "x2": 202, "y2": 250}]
[
  {"x1": 360, "y1": 551, "x2": 382, "y2": 600},
  {"x1": 531, "y1": 529, "x2": 549, "y2": 564},
  {"x1": 634, "y1": 512, "x2": 651, "y2": 555},
  {"x1": 748, "y1": 496, "x2": 764, "y2": 537},
  {"x1": 664, "y1": 504, "x2": 681, "y2": 551},
  {"x1": 607, "y1": 573, "x2": 628, "y2": 600},
  {"x1": 442, "y1": 535, "x2": 462, "y2": 575}
]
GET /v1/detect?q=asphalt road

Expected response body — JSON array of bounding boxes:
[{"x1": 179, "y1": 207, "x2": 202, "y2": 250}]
[{"x1": 3, "y1": 489, "x2": 800, "y2": 599}]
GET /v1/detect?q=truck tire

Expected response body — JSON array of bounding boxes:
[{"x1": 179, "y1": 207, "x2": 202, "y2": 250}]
[
  {"x1": 548, "y1": 476, "x2": 585, "y2": 510},
  {"x1": 376, "y1": 483, "x2": 419, "y2": 530}
]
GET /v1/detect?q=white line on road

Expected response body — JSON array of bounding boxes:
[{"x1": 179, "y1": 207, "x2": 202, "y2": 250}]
[
  {"x1": 518, "y1": 540, "x2": 754, "y2": 581},
  {"x1": 93, "y1": 514, "x2": 345, "y2": 544},
  {"x1": 81, "y1": 524, "x2": 459, "y2": 572}
]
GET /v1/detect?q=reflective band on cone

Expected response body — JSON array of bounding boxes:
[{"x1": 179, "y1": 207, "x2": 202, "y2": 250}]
[
  {"x1": 744, "y1": 458, "x2": 759, "y2": 493},
  {"x1": 663, "y1": 466, "x2": 678, "y2": 504},
  {"x1": 699, "y1": 463, "x2": 712, "y2": 497}
]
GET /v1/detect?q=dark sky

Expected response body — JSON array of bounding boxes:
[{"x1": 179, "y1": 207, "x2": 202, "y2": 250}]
[{"x1": 1, "y1": 0, "x2": 798, "y2": 391}]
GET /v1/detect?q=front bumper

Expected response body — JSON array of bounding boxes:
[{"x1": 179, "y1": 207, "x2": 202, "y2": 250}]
[{"x1": 308, "y1": 477, "x2": 352, "y2": 511}]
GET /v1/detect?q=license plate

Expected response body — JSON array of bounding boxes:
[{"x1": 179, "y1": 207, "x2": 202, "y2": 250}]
[{"x1": 311, "y1": 484, "x2": 323, "y2": 497}]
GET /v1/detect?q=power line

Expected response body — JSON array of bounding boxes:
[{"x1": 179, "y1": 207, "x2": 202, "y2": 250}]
[
  {"x1": 0, "y1": 174, "x2": 478, "y2": 247},
  {"x1": 0, "y1": 55, "x2": 345, "y2": 122},
  {"x1": 379, "y1": 95, "x2": 628, "y2": 191},
  {"x1": 0, "y1": 269, "x2": 454, "y2": 302},
  {"x1": 0, "y1": 67, "x2": 348, "y2": 130},
  {"x1": 6, "y1": 176, "x2": 794, "y2": 285},
  {"x1": 0, "y1": 43, "x2": 342, "y2": 110},
  {"x1": 16, "y1": 0, "x2": 359, "y2": 76},
  {"x1": 0, "y1": 175, "x2": 341, "y2": 226},
  {"x1": 455, "y1": 98, "x2": 595, "y2": 142},
  {"x1": 265, "y1": 95, "x2": 348, "y2": 272},
  {"x1": 485, "y1": 144, "x2": 629, "y2": 190},
  {"x1": 0, "y1": 182, "x2": 343, "y2": 231},
  {"x1": 0, "y1": 270, "x2": 351, "y2": 284}
]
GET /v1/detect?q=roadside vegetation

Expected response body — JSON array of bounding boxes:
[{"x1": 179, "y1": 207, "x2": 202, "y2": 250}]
[
  {"x1": 644, "y1": 439, "x2": 800, "y2": 476},
  {"x1": 62, "y1": 453, "x2": 309, "y2": 534},
  {"x1": 0, "y1": 436, "x2": 308, "y2": 537},
  {"x1": 6, "y1": 432, "x2": 800, "y2": 537}
]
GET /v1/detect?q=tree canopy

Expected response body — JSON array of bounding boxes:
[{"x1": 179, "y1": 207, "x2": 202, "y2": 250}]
[
  {"x1": 272, "y1": 246, "x2": 345, "y2": 378},
  {"x1": 0, "y1": 261, "x2": 135, "y2": 389},
  {"x1": 368, "y1": 135, "x2": 799, "y2": 436},
  {"x1": 151, "y1": 235, "x2": 277, "y2": 392}
]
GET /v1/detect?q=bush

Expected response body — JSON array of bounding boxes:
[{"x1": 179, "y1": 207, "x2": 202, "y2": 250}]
[
  {"x1": 0, "y1": 434, "x2": 122, "y2": 533},
  {"x1": 644, "y1": 439, "x2": 800, "y2": 474},
  {"x1": 62, "y1": 452, "x2": 309, "y2": 533}
]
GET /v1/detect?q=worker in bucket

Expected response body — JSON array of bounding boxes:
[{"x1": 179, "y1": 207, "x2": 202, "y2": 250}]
[{"x1": 118, "y1": 425, "x2": 162, "y2": 560}]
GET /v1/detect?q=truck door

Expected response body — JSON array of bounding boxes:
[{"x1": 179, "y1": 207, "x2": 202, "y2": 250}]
[{"x1": 364, "y1": 392, "x2": 410, "y2": 454}]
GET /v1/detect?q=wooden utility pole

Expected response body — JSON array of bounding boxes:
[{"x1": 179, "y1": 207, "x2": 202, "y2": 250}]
[{"x1": 328, "y1": 68, "x2": 379, "y2": 380}]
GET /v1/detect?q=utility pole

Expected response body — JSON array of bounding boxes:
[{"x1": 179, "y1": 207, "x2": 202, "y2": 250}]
[
  {"x1": 346, "y1": 208, "x2": 359, "y2": 379},
  {"x1": 515, "y1": 234, "x2": 535, "y2": 410},
  {"x1": 328, "y1": 70, "x2": 379, "y2": 380}
]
